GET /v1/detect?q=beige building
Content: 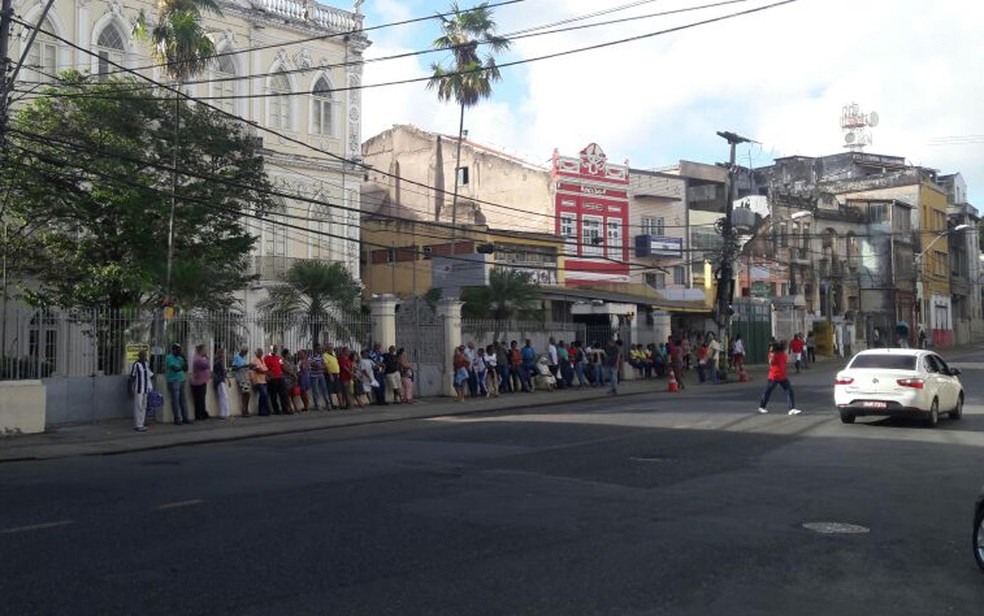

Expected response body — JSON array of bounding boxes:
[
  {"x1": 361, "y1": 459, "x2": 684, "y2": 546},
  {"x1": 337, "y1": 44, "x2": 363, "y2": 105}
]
[
  {"x1": 628, "y1": 169, "x2": 688, "y2": 290},
  {"x1": 361, "y1": 125, "x2": 554, "y2": 234},
  {"x1": 10, "y1": 0, "x2": 369, "y2": 310}
]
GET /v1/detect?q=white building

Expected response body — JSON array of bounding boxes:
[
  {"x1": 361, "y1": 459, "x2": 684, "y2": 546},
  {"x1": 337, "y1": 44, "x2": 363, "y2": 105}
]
[{"x1": 10, "y1": 0, "x2": 369, "y2": 311}]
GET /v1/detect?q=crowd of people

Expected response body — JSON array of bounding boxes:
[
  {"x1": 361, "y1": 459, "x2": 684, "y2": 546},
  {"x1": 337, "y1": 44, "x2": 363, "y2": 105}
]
[
  {"x1": 127, "y1": 330, "x2": 812, "y2": 432},
  {"x1": 450, "y1": 337, "x2": 625, "y2": 401},
  {"x1": 128, "y1": 342, "x2": 419, "y2": 432}
]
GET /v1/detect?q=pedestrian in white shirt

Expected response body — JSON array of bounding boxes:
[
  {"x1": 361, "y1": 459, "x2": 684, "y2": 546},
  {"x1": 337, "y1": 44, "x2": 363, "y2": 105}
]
[{"x1": 547, "y1": 337, "x2": 559, "y2": 379}]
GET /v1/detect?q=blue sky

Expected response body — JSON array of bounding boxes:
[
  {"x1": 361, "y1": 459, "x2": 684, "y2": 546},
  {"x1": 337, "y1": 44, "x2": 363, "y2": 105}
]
[{"x1": 359, "y1": 0, "x2": 984, "y2": 206}]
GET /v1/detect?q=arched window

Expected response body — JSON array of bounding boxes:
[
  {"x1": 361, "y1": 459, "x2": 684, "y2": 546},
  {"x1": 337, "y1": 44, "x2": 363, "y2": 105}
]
[
  {"x1": 211, "y1": 54, "x2": 237, "y2": 115},
  {"x1": 269, "y1": 70, "x2": 291, "y2": 130},
  {"x1": 311, "y1": 76, "x2": 333, "y2": 136},
  {"x1": 26, "y1": 18, "x2": 58, "y2": 83},
  {"x1": 96, "y1": 24, "x2": 125, "y2": 78},
  {"x1": 264, "y1": 203, "x2": 288, "y2": 259}
]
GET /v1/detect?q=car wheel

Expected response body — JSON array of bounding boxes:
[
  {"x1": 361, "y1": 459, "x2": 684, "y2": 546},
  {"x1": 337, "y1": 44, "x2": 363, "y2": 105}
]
[
  {"x1": 951, "y1": 393, "x2": 964, "y2": 420},
  {"x1": 926, "y1": 398, "x2": 939, "y2": 427},
  {"x1": 974, "y1": 505, "x2": 984, "y2": 571},
  {"x1": 840, "y1": 412, "x2": 856, "y2": 424}
]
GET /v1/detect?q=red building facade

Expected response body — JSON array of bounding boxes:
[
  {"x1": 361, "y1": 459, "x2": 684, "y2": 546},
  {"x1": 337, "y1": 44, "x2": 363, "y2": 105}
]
[{"x1": 552, "y1": 143, "x2": 630, "y2": 285}]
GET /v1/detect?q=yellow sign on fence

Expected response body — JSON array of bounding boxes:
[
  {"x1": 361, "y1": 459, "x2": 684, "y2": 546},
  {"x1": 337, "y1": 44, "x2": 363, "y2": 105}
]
[{"x1": 125, "y1": 343, "x2": 150, "y2": 366}]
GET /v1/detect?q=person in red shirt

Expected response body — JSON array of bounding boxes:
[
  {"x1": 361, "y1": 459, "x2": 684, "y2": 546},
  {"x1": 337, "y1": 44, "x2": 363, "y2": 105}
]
[
  {"x1": 264, "y1": 345, "x2": 291, "y2": 415},
  {"x1": 337, "y1": 348, "x2": 354, "y2": 410},
  {"x1": 789, "y1": 333, "x2": 806, "y2": 373},
  {"x1": 758, "y1": 340, "x2": 801, "y2": 415}
]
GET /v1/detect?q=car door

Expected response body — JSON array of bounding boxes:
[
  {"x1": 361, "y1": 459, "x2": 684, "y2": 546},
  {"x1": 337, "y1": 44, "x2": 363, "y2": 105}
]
[
  {"x1": 921, "y1": 354, "x2": 946, "y2": 410},
  {"x1": 932, "y1": 354, "x2": 959, "y2": 410}
]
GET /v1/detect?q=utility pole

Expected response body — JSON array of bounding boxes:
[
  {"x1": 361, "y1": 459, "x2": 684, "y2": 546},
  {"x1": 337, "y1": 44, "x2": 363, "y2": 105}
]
[
  {"x1": 0, "y1": 0, "x2": 13, "y2": 145},
  {"x1": 715, "y1": 131, "x2": 750, "y2": 329}
]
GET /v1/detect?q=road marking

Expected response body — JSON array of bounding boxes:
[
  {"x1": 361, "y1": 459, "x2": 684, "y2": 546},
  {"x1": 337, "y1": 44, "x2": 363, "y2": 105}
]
[
  {"x1": 157, "y1": 499, "x2": 203, "y2": 510},
  {"x1": 802, "y1": 522, "x2": 869, "y2": 535},
  {"x1": 1, "y1": 520, "x2": 75, "y2": 534},
  {"x1": 949, "y1": 362, "x2": 984, "y2": 370}
]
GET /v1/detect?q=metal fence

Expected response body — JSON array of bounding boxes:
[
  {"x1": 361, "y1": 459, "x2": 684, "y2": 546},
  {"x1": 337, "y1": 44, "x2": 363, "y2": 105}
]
[{"x1": 0, "y1": 306, "x2": 372, "y2": 380}]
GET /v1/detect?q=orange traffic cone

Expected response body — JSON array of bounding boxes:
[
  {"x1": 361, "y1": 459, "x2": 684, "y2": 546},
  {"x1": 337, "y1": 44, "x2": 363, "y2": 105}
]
[
  {"x1": 667, "y1": 369, "x2": 680, "y2": 393},
  {"x1": 738, "y1": 366, "x2": 748, "y2": 382}
]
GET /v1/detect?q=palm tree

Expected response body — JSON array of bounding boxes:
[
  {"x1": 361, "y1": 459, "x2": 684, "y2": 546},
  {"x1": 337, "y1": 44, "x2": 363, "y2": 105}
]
[
  {"x1": 461, "y1": 268, "x2": 542, "y2": 341},
  {"x1": 426, "y1": 2, "x2": 510, "y2": 242},
  {"x1": 257, "y1": 260, "x2": 363, "y2": 347},
  {"x1": 134, "y1": 0, "x2": 222, "y2": 303}
]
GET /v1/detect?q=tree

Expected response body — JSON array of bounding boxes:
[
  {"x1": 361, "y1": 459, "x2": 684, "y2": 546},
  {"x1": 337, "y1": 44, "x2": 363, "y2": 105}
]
[
  {"x1": 426, "y1": 1, "x2": 510, "y2": 231},
  {"x1": 257, "y1": 260, "x2": 363, "y2": 346},
  {"x1": 3, "y1": 73, "x2": 273, "y2": 311},
  {"x1": 134, "y1": 0, "x2": 222, "y2": 301},
  {"x1": 461, "y1": 267, "x2": 542, "y2": 322}
]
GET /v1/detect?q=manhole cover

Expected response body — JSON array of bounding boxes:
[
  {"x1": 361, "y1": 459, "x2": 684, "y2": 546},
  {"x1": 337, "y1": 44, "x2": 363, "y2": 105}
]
[{"x1": 802, "y1": 522, "x2": 870, "y2": 535}]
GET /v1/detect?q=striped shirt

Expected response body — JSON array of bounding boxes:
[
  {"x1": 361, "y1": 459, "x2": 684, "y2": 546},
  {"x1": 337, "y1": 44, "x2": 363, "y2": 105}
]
[{"x1": 130, "y1": 361, "x2": 153, "y2": 395}]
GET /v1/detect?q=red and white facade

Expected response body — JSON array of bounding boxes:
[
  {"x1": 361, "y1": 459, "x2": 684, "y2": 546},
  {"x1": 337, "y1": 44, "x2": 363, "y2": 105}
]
[{"x1": 553, "y1": 144, "x2": 631, "y2": 285}]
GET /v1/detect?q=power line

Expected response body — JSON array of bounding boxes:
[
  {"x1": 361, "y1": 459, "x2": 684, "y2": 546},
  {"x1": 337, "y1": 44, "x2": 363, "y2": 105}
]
[
  {"x1": 16, "y1": 0, "x2": 755, "y2": 94},
  {"x1": 6, "y1": 2, "x2": 799, "y2": 231},
  {"x1": 12, "y1": 0, "x2": 796, "y2": 102}
]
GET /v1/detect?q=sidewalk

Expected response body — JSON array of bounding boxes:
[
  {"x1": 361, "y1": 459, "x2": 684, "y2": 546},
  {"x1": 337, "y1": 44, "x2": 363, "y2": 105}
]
[{"x1": 0, "y1": 359, "x2": 840, "y2": 463}]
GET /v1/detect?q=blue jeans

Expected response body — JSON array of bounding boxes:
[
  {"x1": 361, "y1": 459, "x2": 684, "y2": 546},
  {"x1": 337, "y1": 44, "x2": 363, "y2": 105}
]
[
  {"x1": 310, "y1": 373, "x2": 331, "y2": 409},
  {"x1": 498, "y1": 364, "x2": 512, "y2": 392},
  {"x1": 168, "y1": 380, "x2": 189, "y2": 424},
  {"x1": 254, "y1": 383, "x2": 272, "y2": 416},
  {"x1": 759, "y1": 379, "x2": 795, "y2": 410},
  {"x1": 574, "y1": 361, "x2": 587, "y2": 386},
  {"x1": 606, "y1": 366, "x2": 619, "y2": 394},
  {"x1": 592, "y1": 363, "x2": 603, "y2": 386}
]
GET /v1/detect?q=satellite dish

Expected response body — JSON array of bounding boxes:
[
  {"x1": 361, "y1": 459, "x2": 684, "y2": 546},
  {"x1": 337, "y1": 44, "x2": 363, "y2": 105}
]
[
  {"x1": 867, "y1": 111, "x2": 880, "y2": 127},
  {"x1": 844, "y1": 131, "x2": 856, "y2": 144}
]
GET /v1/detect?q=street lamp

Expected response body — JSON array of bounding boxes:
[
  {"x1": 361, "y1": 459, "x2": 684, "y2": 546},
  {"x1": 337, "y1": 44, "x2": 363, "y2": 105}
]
[{"x1": 914, "y1": 224, "x2": 970, "y2": 341}]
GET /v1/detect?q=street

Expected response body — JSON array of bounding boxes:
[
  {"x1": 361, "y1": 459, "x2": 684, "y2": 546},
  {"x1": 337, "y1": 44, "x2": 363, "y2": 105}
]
[{"x1": 3, "y1": 351, "x2": 984, "y2": 615}]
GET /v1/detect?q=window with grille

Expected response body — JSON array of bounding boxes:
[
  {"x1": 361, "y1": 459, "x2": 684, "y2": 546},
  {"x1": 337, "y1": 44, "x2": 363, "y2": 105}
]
[
  {"x1": 269, "y1": 71, "x2": 292, "y2": 130},
  {"x1": 97, "y1": 24, "x2": 125, "y2": 78},
  {"x1": 211, "y1": 55, "x2": 237, "y2": 115},
  {"x1": 582, "y1": 216, "x2": 603, "y2": 257},
  {"x1": 673, "y1": 265, "x2": 685, "y2": 285},
  {"x1": 606, "y1": 219, "x2": 622, "y2": 259},
  {"x1": 560, "y1": 213, "x2": 577, "y2": 255},
  {"x1": 311, "y1": 77, "x2": 333, "y2": 136}
]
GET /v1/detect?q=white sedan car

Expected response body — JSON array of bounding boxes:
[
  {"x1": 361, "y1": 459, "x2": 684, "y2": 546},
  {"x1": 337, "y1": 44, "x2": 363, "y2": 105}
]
[{"x1": 834, "y1": 349, "x2": 964, "y2": 427}]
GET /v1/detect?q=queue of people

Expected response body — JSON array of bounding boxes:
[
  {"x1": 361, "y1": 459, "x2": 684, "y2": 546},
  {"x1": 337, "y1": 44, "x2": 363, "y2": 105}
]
[{"x1": 131, "y1": 342, "x2": 419, "y2": 432}]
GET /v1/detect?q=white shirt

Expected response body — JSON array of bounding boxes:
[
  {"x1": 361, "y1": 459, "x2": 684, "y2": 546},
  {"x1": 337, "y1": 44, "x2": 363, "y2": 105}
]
[
  {"x1": 472, "y1": 354, "x2": 487, "y2": 371},
  {"x1": 485, "y1": 354, "x2": 497, "y2": 369},
  {"x1": 547, "y1": 344, "x2": 558, "y2": 365},
  {"x1": 733, "y1": 339, "x2": 745, "y2": 355},
  {"x1": 708, "y1": 339, "x2": 721, "y2": 359}
]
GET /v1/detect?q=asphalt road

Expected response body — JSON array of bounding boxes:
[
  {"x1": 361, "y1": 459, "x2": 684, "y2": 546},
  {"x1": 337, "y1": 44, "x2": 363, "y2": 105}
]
[{"x1": 3, "y1": 350, "x2": 984, "y2": 615}]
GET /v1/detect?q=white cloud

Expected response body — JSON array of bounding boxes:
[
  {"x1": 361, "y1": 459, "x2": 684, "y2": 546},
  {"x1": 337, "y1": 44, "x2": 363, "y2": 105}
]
[{"x1": 363, "y1": 0, "x2": 984, "y2": 204}]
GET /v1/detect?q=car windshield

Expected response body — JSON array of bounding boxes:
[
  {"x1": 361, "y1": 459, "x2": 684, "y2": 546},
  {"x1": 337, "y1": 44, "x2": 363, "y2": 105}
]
[{"x1": 849, "y1": 354, "x2": 917, "y2": 370}]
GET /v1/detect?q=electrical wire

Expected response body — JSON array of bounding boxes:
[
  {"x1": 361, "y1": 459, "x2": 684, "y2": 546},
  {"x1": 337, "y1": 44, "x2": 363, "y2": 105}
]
[
  {"x1": 5, "y1": 4, "x2": 800, "y2": 231},
  {"x1": 15, "y1": 0, "x2": 757, "y2": 95},
  {"x1": 11, "y1": 0, "x2": 799, "y2": 103}
]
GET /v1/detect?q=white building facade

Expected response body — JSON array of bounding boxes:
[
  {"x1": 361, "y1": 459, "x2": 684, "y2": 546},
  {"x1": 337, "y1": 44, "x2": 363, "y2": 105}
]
[{"x1": 10, "y1": 0, "x2": 369, "y2": 311}]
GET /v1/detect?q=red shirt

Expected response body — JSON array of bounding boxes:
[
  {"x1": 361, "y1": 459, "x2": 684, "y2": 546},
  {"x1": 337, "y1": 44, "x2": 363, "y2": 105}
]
[
  {"x1": 264, "y1": 354, "x2": 283, "y2": 378},
  {"x1": 768, "y1": 351, "x2": 788, "y2": 381},
  {"x1": 338, "y1": 355, "x2": 353, "y2": 382},
  {"x1": 509, "y1": 348, "x2": 522, "y2": 367},
  {"x1": 790, "y1": 338, "x2": 805, "y2": 353}
]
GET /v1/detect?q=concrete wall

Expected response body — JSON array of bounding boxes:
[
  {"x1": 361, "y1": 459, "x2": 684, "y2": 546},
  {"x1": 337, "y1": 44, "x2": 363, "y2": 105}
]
[
  {"x1": 362, "y1": 125, "x2": 554, "y2": 233},
  {"x1": 0, "y1": 381, "x2": 46, "y2": 435},
  {"x1": 44, "y1": 376, "x2": 129, "y2": 425}
]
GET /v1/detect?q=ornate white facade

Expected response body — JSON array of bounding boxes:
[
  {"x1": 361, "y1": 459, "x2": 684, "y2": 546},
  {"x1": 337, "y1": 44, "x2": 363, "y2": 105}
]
[{"x1": 9, "y1": 0, "x2": 368, "y2": 308}]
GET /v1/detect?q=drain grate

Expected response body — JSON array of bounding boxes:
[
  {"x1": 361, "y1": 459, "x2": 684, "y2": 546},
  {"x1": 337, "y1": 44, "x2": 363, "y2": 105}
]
[{"x1": 802, "y1": 522, "x2": 870, "y2": 535}]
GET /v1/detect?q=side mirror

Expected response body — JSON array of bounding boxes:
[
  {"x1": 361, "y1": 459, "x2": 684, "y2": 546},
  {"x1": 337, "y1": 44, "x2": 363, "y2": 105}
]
[{"x1": 950, "y1": 368, "x2": 962, "y2": 376}]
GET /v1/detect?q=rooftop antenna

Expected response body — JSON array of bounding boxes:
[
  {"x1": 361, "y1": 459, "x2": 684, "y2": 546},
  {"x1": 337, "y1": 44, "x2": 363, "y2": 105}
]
[{"x1": 841, "y1": 103, "x2": 878, "y2": 152}]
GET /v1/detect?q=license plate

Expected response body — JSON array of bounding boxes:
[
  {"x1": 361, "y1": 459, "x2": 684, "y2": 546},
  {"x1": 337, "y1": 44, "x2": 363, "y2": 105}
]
[{"x1": 863, "y1": 401, "x2": 887, "y2": 409}]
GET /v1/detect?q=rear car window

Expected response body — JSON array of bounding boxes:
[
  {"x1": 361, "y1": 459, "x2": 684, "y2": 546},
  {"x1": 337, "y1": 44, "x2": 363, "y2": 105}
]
[{"x1": 849, "y1": 354, "x2": 917, "y2": 370}]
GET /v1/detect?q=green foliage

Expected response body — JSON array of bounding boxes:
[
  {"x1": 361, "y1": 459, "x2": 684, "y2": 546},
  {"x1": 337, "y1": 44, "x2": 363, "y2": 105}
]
[
  {"x1": 3, "y1": 73, "x2": 274, "y2": 310},
  {"x1": 460, "y1": 267, "x2": 542, "y2": 321},
  {"x1": 134, "y1": 0, "x2": 222, "y2": 84},
  {"x1": 427, "y1": 1, "x2": 511, "y2": 108},
  {"x1": 257, "y1": 260, "x2": 363, "y2": 345}
]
